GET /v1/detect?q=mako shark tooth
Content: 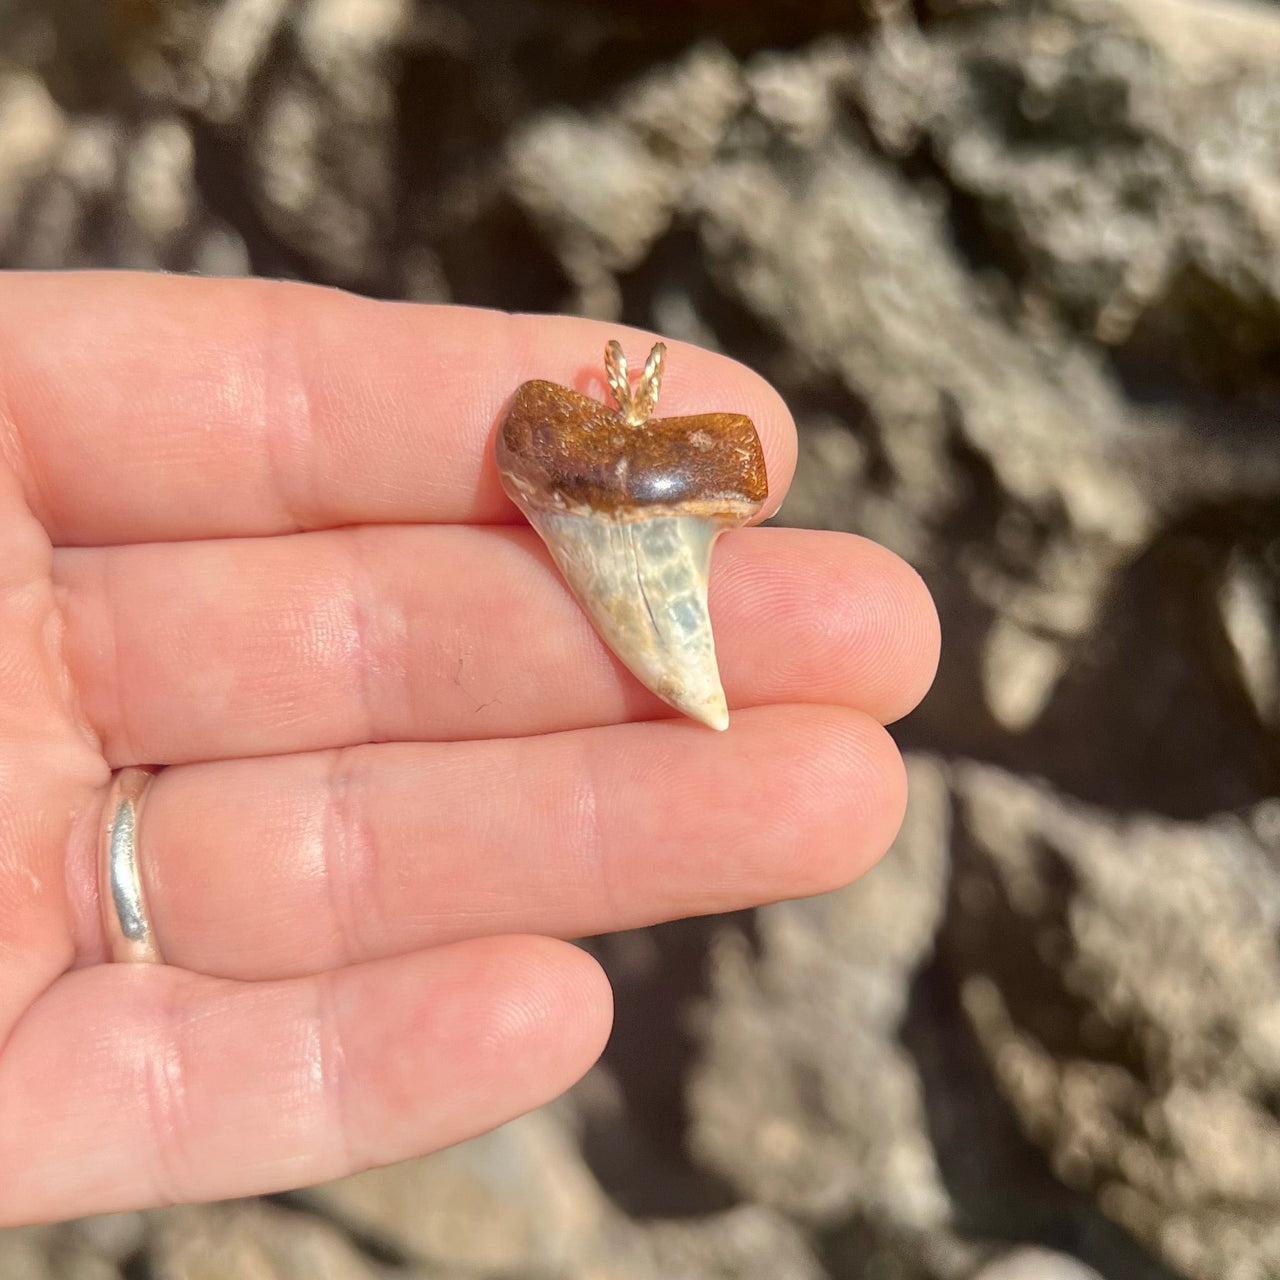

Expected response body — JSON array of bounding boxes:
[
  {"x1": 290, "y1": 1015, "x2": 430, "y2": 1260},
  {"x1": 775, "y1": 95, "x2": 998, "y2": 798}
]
[{"x1": 495, "y1": 340, "x2": 768, "y2": 730}]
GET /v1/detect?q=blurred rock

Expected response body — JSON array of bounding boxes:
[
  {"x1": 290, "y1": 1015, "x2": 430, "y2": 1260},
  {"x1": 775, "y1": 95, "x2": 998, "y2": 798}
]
[
  {"x1": 617, "y1": 1206, "x2": 825, "y2": 1280},
  {"x1": 0, "y1": 1224, "x2": 125, "y2": 1280},
  {"x1": 973, "y1": 1248, "x2": 1105, "y2": 1280},
  {"x1": 304, "y1": 1111, "x2": 609, "y2": 1275},
  {"x1": 952, "y1": 762, "x2": 1280, "y2": 1279},
  {"x1": 66, "y1": 1214, "x2": 146, "y2": 1264},
  {"x1": 249, "y1": 0, "x2": 409, "y2": 285},
  {"x1": 689, "y1": 757, "x2": 952, "y2": 1228},
  {"x1": 121, "y1": 116, "x2": 195, "y2": 263},
  {"x1": 148, "y1": 1201, "x2": 442, "y2": 1280},
  {"x1": 0, "y1": 1230, "x2": 64, "y2": 1280},
  {"x1": 980, "y1": 616, "x2": 1070, "y2": 732},
  {"x1": 919, "y1": 0, "x2": 1280, "y2": 375},
  {"x1": 304, "y1": 1109, "x2": 827, "y2": 1280},
  {"x1": 0, "y1": 70, "x2": 66, "y2": 244},
  {"x1": 196, "y1": 0, "x2": 292, "y2": 124},
  {"x1": 1219, "y1": 546, "x2": 1280, "y2": 728},
  {"x1": 508, "y1": 42, "x2": 747, "y2": 316}
]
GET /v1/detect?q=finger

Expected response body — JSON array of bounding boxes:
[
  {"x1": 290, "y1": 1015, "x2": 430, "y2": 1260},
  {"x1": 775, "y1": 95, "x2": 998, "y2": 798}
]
[
  {"x1": 54, "y1": 525, "x2": 939, "y2": 765},
  {"x1": 67, "y1": 705, "x2": 907, "y2": 980},
  {"x1": 0, "y1": 936, "x2": 610, "y2": 1224},
  {"x1": 0, "y1": 464, "x2": 106, "y2": 1046},
  {"x1": 0, "y1": 272, "x2": 797, "y2": 546}
]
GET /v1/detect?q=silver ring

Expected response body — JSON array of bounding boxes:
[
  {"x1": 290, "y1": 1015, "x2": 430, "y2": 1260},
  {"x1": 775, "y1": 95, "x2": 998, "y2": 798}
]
[{"x1": 99, "y1": 767, "x2": 164, "y2": 964}]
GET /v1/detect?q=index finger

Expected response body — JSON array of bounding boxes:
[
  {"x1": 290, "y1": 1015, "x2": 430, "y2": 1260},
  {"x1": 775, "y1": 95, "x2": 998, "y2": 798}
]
[{"x1": 0, "y1": 272, "x2": 797, "y2": 546}]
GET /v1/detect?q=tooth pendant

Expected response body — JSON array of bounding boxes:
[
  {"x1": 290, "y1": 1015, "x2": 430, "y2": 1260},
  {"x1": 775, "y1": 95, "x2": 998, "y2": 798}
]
[{"x1": 496, "y1": 340, "x2": 768, "y2": 730}]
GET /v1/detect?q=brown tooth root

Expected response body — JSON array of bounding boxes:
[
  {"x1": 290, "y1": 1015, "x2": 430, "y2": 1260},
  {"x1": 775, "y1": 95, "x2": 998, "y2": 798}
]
[{"x1": 495, "y1": 342, "x2": 768, "y2": 730}]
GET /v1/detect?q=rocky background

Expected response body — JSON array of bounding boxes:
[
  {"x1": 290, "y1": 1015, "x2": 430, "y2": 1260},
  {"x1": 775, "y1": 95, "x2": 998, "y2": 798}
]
[{"x1": 4, "y1": 0, "x2": 1280, "y2": 1275}]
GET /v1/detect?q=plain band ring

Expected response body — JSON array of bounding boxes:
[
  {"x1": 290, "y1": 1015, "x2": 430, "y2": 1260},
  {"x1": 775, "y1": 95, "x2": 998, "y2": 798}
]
[{"x1": 99, "y1": 766, "x2": 164, "y2": 964}]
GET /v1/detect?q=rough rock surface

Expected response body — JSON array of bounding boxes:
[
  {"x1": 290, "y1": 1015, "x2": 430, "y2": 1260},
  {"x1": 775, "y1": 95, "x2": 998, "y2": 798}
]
[
  {"x1": 973, "y1": 1250, "x2": 1106, "y2": 1280},
  {"x1": 951, "y1": 764, "x2": 1280, "y2": 1280},
  {"x1": 5, "y1": 0, "x2": 1280, "y2": 1276},
  {"x1": 688, "y1": 757, "x2": 952, "y2": 1230}
]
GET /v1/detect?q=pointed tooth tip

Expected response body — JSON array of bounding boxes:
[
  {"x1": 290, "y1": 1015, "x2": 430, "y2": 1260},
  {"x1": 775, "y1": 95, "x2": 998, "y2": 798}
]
[{"x1": 683, "y1": 699, "x2": 730, "y2": 731}]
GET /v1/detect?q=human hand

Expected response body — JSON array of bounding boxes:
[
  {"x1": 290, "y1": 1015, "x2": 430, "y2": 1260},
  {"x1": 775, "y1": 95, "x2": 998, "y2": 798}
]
[{"x1": 0, "y1": 273, "x2": 939, "y2": 1224}]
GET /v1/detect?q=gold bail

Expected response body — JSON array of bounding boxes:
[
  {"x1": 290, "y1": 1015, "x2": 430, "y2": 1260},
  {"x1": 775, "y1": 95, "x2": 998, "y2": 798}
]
[{"x1": 605, "y1": 340, "x2": 667, "y2": 427}]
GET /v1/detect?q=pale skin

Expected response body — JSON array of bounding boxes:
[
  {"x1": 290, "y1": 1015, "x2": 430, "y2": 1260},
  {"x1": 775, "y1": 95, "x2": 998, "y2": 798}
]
[{"x1": 0, "y1": 272, "x2": 940, "y2": 1225}]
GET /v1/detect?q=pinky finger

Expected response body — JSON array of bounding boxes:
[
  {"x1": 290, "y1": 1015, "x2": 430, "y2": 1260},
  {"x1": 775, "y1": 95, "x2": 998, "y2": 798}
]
[{"x1": 0, "y1": 937, "x2": 611, "y2": 1225}]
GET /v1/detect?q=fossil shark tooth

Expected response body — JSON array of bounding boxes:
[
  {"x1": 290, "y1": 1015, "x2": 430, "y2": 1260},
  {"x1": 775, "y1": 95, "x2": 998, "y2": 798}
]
[{"x1": 496, "y1": 340, "x2": 768, "y2": 730}]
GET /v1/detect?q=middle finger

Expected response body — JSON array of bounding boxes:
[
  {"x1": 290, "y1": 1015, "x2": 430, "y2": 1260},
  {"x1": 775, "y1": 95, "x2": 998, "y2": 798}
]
[{"x1": 55, "y1": 524, "x2": 938, "y2": 765}]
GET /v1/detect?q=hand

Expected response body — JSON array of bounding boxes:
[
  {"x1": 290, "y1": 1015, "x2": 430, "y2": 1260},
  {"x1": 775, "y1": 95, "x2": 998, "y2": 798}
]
[{"x1": 0, "y1": 273, "x2": 939, "y2": 1224}]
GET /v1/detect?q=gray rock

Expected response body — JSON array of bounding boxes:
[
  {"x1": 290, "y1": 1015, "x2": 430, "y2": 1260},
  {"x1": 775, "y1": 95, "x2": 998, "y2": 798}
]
[
  {"x1": 1220, "y1": 548, "x2": 1280, "y2": 729},
  {"x1": 689, "y1": 757, "x2": 952, "y2": 1227},
  {"x1": 195, "y1": 0, "x2": 293, "y2": 124},
  {"x1": 0, "y1": 1225, "x2": 125, "y2": 1280},
  {"x1": 974, "y1": 1248, "x2": 1106, "y2": 1280},
  {"x1": 0, "y1": 71, "x2": 66, "y2": 247},
  {"x1": 615, "y1": 1206, "x2": 825, "y2": 1280},
  {"x1": 148, "y1": 1201, "x2": 443, "y2": 1280},
  {"x1": 0, "y1": 1230, "x2": 63, "y2": 1280},
  {"x1": 304, "y1": 1107, "x2": 828, "y2": 1280},
  {"x1": 303, "y1": 1111, "x2": 609, "y2": 1275},
  {"x1": 120, "y1": 117, "x2": 196, "y2": 266},
  {"x1": 953, "y1": 762, "x2": 1280, "y2": 1280},
  {"x1": 250, "y1": 0, "x2": 406, "y2": 288},
  {"x1": 508, "y1": 42, "x2": 747, "y2": 316}
]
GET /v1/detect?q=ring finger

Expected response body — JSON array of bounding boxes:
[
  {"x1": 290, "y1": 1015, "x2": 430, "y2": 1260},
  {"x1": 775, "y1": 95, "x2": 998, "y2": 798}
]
[{"x1": 71, "y1": 704, "x2": 906, "y2": 980}]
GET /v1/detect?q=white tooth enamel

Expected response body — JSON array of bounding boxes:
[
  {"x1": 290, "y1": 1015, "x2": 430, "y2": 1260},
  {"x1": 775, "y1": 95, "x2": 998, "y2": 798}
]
[{"x1": 527, "y1": 509, "x2": 731, "y2": 731}]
